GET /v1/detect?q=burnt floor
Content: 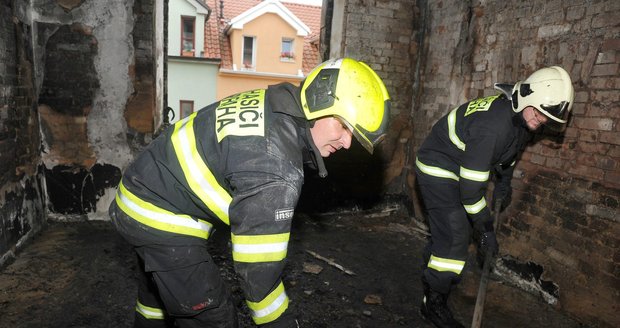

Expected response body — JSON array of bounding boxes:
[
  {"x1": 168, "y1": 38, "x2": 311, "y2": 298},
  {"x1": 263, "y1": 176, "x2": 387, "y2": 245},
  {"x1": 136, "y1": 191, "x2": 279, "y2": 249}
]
[{"x1": 0, "y1": 211, "x2": 585, "y2": 328}]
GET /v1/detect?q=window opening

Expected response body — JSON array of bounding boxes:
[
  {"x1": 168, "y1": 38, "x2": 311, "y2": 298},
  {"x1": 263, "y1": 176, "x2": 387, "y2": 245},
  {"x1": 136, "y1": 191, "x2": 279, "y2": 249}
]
[
  {"x1": 180, "y1": 100, "x2": 194, "y2": 119},
  {"x1": 281, "y1": 38, "x2": 294, "y2": 61},
  {"x1": 181, "y1": 16, "x2": 195, "y2": 56},
  {"x1": 242, "y1": 36, "x2": 256, "y2": 70}
]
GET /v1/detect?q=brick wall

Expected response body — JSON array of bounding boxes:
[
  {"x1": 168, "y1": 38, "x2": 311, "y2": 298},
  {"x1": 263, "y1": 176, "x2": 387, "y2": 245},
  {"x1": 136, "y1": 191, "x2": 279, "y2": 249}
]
[
  {"x1": 345, "y1": 1, "x2": 417, "y2": 195},
  {"x1": 409, "y1": 0, "x2": 619, "y2": 326},
  {"x1": 1, "y1": 0, "x2": 156, "y2": 264},
  {"x1": 0, "y1": 0, "x2": 46, "y2": 266},
  {"x1": 125, "y1": 0, "x2": 157, "y2": 137},
  {"x1": 306, "y1": 0, "x2": 416, "y2": 210}
]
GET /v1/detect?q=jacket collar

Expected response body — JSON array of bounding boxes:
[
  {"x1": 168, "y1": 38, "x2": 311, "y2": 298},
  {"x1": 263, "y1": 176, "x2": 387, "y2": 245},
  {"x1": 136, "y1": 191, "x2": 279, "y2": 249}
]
[{"x1": 267, "y1": 83, "x2": 328, "y2": 178}]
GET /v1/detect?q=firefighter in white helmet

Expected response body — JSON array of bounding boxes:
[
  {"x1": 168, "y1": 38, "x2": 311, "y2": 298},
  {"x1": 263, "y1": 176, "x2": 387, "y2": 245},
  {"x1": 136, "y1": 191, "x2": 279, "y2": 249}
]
[
  {"x1": 109, "y1": 57, "x2": 390, "y2": 328},
  {"x1": 415, "y1": 66, "x2": 574, "y2": 328}
]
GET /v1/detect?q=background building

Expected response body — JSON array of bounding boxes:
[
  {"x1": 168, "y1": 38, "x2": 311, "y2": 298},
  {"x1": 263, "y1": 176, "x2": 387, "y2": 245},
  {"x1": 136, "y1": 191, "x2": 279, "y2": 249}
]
[{"x1": 166, "y1": 0, "x2": 322, "y2": 122}]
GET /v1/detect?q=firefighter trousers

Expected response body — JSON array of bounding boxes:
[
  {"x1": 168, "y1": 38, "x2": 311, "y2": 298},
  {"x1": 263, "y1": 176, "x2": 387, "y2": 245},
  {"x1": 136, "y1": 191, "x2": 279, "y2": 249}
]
[
  {"x1": 417, "y1": 178, "x2": 472, "y2": 295},
  {"x1": 109, "y1": 202, "x2": 238, "y2": 328}
]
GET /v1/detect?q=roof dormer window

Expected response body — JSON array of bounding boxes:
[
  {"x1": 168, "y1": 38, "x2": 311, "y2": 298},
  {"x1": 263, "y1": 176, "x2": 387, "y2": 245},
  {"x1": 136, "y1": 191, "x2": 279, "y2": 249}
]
[{"x1": 280, "y1": 38, "x2": 294, "y2": 62}]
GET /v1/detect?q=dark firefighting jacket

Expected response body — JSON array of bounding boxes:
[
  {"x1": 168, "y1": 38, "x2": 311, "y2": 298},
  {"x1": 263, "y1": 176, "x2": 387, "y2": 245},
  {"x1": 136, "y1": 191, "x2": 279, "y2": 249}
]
[
  {"x1": 415, "y1": 94, "x2": 532, "y2": 229},
  {"x1": 114, "y1": 82, "x2": 325, "y2": 325}
]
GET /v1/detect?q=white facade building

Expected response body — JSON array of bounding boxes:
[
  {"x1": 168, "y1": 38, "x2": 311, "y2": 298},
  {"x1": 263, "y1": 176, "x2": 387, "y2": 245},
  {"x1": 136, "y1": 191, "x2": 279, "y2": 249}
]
[{"x1": 167, "y1": 0, "x2": 218, "y2": 123}]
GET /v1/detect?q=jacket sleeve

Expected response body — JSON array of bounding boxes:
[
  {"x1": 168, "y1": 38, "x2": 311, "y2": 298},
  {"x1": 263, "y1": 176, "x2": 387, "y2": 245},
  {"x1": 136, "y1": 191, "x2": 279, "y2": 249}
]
[
  {"x1": 227, "y1": 173, "x2": 301, "y2": 326},
  {"x1": 459, "y1": 132, "x2": 497, "y2": 230}
]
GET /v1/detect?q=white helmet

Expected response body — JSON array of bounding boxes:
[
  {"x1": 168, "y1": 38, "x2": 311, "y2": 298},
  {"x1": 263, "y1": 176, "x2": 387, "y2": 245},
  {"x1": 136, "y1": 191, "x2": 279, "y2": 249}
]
[{"x1": 509, "y1": 66, "x2": 574, "y2": 123}]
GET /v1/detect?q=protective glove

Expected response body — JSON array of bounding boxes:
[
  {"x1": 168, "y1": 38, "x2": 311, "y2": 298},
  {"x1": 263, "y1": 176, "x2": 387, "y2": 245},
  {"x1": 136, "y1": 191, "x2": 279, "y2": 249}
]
[
  {"x1": 492, "y1": 178, "x2": 512, "y2": 212},
  {"x1": 479, "y1": 230, "x2": 499, "y2": 258}
]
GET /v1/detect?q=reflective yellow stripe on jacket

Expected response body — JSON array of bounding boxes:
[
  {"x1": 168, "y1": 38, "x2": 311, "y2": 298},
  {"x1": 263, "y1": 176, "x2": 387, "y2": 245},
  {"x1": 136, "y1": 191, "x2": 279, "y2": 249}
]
[
  {"x1": 415, "y1": 158, "x2": 459, "y2": 181},
  {"x1": 231, "y1": 233, "x2": 290, "y2": 263},
  {"x1": 447, "y1": 107, "x2": 466, "y2": 151},
  {"x1": 247, "y1": 281, "x2": 289, "y2": 325},
  {"x1": 135, "y1": 300, "x2": 165, "y2": 320},
  {"x1": 427, "y1": 254, "x2": 465, "y2": 274},
  {"x1": 463, "y1": 197, "x2": 487, "y2": 215},
  {"x1": 459, "y1": 166, "x2": 489, "y2": 182},
  {"x1": 116, "y1": 181, "x2": 213, "y2": 239},
  {"x1": 171, "y1": 113, "x2": 232, "y2": 225}
]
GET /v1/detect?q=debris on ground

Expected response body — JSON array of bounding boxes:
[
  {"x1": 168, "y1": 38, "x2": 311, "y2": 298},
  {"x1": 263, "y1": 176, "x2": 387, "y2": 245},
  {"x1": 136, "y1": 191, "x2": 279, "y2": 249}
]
[{"x1": 0, "y1": 213, "x2": 585, "y2": 328}]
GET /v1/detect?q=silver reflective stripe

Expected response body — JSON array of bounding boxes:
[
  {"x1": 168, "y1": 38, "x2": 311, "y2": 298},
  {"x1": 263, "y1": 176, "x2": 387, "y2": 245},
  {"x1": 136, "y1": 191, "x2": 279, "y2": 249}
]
[
  {"x1": 247, "y1": 281, "x2": 289, "y2": 325},
  {"x1": 231, "y1": 233, "x2": 290, "y2": 263},
  {"x1": 136, "y1": 300, "x2": 165, "y2": 320},
  {"x1": 252, "y1": 291, "x2": 287, "y2": 319},
  {"x1": 464, "y1": 197, "x2": 487, "y2": 214},
  {"x1": 117, "y1": 182, "x2": 213, "y2": 239},
  {"x1": 172, "y1": 115, "x2": 232, "y2": 224},
  {"x1": 233, "y1": 242, "x2": 288, "y2": 254},
  {"x1": 460, "y1": 166, "x2": 489, "y2": 182},
  {"x1": 119, "y1": 193, "x2": 212, "y2": 232},
  {"x1": 448, "y1": 108, "x2": 466, "y2": 151},
  {"x1": 416, "y1": 158, "x2": 459, "y2": 181},
  {"x1": 427, "y1": 255, "x2": 465, "y2": 274}
]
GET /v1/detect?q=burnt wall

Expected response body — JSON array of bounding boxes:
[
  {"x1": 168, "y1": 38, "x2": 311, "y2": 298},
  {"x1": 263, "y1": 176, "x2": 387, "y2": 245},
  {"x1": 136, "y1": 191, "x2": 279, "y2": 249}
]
[
  {"x1": 0, "y1": 0, "x2": 47, "y2": 267},
  {"x1": 409, "y1": 0, "x2": 619, "y2": 326},
  {"x1": 31, "y1": 0, "x2": 156, "y2": 220},
  {"x1": 125, "y1": 0, "x2": 156, "y2": 140},
  {"x1": 1, "y1": 0, "x2": 158, "y2": 265},
  {"x1": 340, "y1": 0, "x2": 417, "y2": 198},
  {"x1": 299, "y1": 0, "x2": 417, "y2": 213}
]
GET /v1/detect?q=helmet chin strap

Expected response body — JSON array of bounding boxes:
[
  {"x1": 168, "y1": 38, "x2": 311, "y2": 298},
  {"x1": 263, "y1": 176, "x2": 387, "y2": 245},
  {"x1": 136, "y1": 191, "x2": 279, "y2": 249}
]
[{"x1": 305, "y1": 126, "x2": 328, "y2": 178}]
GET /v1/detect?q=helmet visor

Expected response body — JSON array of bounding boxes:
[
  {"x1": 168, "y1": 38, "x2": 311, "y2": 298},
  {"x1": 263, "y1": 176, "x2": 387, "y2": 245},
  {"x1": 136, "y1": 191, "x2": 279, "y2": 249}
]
[
  {"x1": 336, "y1": 99, "x2": 390, "y2": 154},
  {"x1": 540, "y1": 101, "x2": 570, "y2": 123}
]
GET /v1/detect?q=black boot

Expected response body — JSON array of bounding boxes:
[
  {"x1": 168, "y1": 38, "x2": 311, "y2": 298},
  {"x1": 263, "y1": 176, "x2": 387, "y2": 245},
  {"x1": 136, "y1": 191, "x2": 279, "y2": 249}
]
[{"x1": 420, "y1": 288, "x2": 464, "y2": 328}]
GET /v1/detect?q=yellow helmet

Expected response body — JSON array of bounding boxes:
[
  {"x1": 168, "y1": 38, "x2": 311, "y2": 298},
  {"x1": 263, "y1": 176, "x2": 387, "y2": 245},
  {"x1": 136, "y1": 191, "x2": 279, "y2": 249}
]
[
  {"x1": 512, "y1": 66, "x2": 574, "y2": 124},
  {"x1": 301, "y1": 58, "x2": 391, "y2": 154}
]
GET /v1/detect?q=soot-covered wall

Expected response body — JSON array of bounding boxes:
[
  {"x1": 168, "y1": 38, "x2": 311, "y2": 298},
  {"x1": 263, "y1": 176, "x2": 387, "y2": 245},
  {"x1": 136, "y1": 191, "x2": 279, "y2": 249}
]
[
  {"x1": 0, "y1": 0, "x2": 158, "y2": 265},
  {"x1": 0, "y1": 0, "x2": 46, "y2": 268},
  {"x1": 405, "y1": 1, "x2": 619, "y2": 326},
  {"x1": 32, "y1": 0, "x2": 156, "y2": 219}
]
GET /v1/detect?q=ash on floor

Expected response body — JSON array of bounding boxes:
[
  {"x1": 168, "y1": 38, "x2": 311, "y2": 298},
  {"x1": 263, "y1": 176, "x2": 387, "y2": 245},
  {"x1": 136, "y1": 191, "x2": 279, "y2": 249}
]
[{"x1": 0, "y1": 212, "x2": 584, "y2": 328}]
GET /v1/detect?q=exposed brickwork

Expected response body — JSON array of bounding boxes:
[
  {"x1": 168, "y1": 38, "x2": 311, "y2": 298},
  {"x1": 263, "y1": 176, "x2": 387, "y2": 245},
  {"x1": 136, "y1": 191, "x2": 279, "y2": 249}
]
[
  {"x1": 0, "y1": 0, "x2": 46, "y2": 264},
  {"x1": 339, "y1": 0, "x2": 416, "y2": 197},
  {"x1": 125, "y1": 0, "x2": 156, "y2": 137},
  {"x1": 2, "y1": 0, "x2": 154, "y2": 265},
  {"x1": 408, "y1": 0, "x2": 620, "y2": 326},
  {"x1": 0, "y1": 1, "x2": 18, "y2": 187}
]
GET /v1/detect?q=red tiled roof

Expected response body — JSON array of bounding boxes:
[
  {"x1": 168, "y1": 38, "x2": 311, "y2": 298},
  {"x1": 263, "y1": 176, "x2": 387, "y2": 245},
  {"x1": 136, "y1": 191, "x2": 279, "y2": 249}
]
[
  {"x1": 285, "y1": 2, "x2": 322, "y2": 74},
  {"x1": 203, "y1": 0, "x2": 321, "y2": 74}
]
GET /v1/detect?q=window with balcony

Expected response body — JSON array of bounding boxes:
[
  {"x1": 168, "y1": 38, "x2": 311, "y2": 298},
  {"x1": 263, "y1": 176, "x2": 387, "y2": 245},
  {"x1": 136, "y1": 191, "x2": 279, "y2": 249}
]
[
  {"x1": 242, "y1": 36, "x2": 256, "y2": 70},
  {"x1": 181, "y1": 16, "x2": 195, "y2": 56},
  {"x1": 281, "y1": 38, "x2": 294, "y2": 61},
  {"x1": 180, "y1": 100, "x2": 194, "y2": 119}
]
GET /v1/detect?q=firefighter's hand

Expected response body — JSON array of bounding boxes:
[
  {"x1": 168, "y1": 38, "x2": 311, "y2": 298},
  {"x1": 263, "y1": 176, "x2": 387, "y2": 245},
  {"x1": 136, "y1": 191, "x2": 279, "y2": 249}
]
[
  {"x1": 479, "y1": 231, "x2": 499, "y2": 258},
  {"x1": 492, "y1": 181, "x2": 512, "y2": 212}
]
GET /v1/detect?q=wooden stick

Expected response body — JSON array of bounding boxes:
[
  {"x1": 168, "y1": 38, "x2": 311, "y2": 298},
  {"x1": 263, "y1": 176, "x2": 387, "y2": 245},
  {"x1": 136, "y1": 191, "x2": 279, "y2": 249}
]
[
  {"x1": 471, "y1": 201, "x2": 503, "y2": 328},
  {"x1": 305, "y1": 250, "x2": 356, "y2": 276}
]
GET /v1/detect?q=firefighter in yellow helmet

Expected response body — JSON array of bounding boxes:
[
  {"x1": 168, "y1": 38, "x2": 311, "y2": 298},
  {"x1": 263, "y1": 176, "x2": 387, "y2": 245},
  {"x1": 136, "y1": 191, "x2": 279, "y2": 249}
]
[
  {"x1": 415, "y1": 66, "x2": 574, "y2": 328},
  {"x1": 108, "y1": 57, "x2": 390, "y2": 328}
]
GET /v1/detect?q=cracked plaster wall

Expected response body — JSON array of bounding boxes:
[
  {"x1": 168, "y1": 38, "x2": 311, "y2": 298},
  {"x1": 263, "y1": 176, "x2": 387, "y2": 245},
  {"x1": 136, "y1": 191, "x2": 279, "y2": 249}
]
[
  {"x1": 31, "y1": 0, "x2": 154, "y2": 220},
  {"x1": 1, "y1": 0, "x2": 159, "y2": 266}
]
